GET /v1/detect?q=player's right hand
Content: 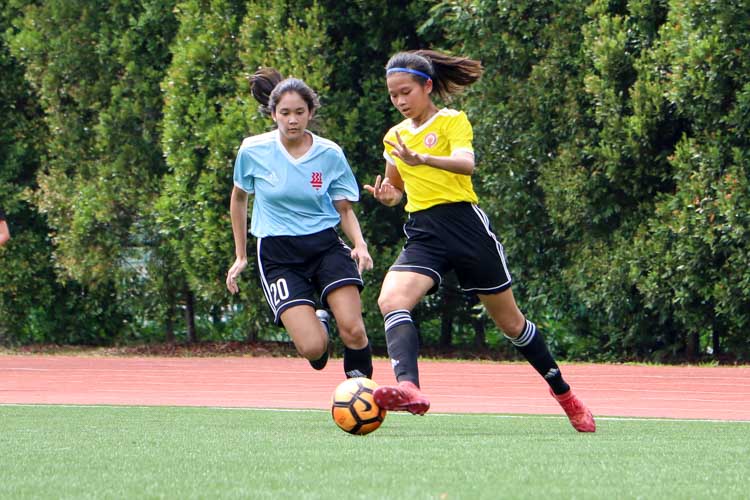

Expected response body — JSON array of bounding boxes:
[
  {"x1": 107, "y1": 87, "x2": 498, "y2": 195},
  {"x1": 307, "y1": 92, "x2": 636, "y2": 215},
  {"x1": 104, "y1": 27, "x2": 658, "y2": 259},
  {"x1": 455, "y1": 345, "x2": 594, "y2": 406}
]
[
  {"x1": 363, "y1": 175, "x2": 402, "y2": 207},
  {"x1": 226, "y1": 258, "x2": 247, "y2": 294}
]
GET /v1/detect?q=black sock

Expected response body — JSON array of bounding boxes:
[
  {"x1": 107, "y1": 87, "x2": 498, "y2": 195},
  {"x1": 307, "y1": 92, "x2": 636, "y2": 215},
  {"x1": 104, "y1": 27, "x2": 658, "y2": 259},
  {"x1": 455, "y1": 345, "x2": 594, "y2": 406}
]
[
  {"x1": 507, "y1": 320, "x2": 570, "y2": 395},
  {"x1": 308, "y1": 310, "x2": 330, "y2": 370},
  {"x1": 344, "y1": 343, "x2": 373, "y2": 379},
  {"x1": 309, "y1": 350, "x2": 328, "y2": 371},
  {"x1": 384, "y1": 309, "x2": 420, "y2": 386}
]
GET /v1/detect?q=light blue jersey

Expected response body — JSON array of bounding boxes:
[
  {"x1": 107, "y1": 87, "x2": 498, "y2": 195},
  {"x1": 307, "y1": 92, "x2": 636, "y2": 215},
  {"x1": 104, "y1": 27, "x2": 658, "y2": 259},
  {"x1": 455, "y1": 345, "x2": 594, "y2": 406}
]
[{"x1": 233, "y1": 130, "x2": 360, "y2": 237}]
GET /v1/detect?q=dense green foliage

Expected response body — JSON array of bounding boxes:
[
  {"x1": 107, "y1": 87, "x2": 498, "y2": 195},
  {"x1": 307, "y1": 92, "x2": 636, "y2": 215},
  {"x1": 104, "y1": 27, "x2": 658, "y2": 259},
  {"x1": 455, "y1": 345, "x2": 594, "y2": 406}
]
[
  {"x1": 1, "y1": 0, "x2": 749, "y2": 362},
  {"x1": 434, "y1": 0, "x2": 750, "y2": 361}
]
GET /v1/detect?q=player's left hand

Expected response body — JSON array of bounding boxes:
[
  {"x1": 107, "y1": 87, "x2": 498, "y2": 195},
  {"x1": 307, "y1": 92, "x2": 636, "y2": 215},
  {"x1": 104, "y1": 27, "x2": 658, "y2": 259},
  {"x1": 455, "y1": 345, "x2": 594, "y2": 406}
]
[
  {"x1": 226, "y1": 257, "x2": 247, "y2": 294},
  {"x1": 385, "y1": 131, "x2": 426, "y2": 166},
  {"x1": 351, "y1": 246, "x2": 373, "y2": 275}
]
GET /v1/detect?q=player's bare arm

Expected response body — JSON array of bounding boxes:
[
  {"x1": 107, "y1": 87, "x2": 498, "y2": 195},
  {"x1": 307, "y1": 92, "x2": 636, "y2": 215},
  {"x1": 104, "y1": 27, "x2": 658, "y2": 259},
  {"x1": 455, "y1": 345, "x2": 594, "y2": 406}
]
[
  {"x1": 385, "y1": 130, "x2": 475, "y2": 175},
  {"x1": 333, "y1": 199, "x2": 373, "y2": 274},
  {"x1": 226, "y1": 186, "x2": 249, "y2": 294},
  {"x1": 363, "y1": 161, "x2": 404, "y2": 207}
]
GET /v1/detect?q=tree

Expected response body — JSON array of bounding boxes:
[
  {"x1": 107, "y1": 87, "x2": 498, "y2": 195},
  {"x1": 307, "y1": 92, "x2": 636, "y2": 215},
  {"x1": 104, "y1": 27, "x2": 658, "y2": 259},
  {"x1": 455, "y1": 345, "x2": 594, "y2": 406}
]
[
  {"x1": 432, "y1": 0, "x2": 750, "y2": 361},
  {"x1": 0, "y1": 0, "x2": 57, "y2": 342},
  {"x1": 6, "y1": 0, "x2": 179, "y2": 343}
]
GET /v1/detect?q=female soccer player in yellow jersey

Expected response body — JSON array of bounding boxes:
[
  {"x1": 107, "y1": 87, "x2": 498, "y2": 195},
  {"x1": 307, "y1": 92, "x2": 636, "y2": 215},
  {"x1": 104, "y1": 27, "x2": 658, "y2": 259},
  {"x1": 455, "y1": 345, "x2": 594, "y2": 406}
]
[{"x1": 364, "y1": 50, "x2": 595, "y2": 432}]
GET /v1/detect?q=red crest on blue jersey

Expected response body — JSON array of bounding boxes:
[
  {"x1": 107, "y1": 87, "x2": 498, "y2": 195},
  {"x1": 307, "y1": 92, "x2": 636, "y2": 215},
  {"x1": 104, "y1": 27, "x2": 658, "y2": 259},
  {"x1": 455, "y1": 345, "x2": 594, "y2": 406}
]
[{"x1": 310, "y1": 171, "x2": 323, "y2": 190}]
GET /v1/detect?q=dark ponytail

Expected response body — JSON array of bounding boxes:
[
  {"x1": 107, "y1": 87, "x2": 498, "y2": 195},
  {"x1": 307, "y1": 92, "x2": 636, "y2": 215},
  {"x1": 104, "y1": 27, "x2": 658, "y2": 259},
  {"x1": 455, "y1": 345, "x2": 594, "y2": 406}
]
[
  {"x1": 250, "y1": 67, "x2": 320, "y2": 116},
  {"x1": 385, "y1": 50, "x2": 483, "y2": 99}
]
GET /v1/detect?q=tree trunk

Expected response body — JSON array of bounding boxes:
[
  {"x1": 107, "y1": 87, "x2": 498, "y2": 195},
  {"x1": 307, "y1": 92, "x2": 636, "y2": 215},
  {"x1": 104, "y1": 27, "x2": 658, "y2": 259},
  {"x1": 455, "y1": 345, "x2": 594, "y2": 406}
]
[
  {"x1": 686, "y1": 331, "x2": 699, "y2": 361},
  {"x1": 164, "y1": 289, "x2": 176, "y2": 344},
  {"x1": 210, "y1": 304, "x2": 223, "y2": 335},
  {"x1": 184, "y1": 288, "x2": 197, "y2": 343},
  {"x1": 246, "y1": 323, "x2": 258, "y2": 343},
  {"x1": 413, "y1": 316, "x2": 422, "y2": 346},
  {"x1": 712, "y1": 328, "x2": 720, "y2": 358},
  {"x1": 709, "y1": 315, "x2": 723, "y2": 359},
  {"x1": 472, "y1": 315, "x2": 486, "y2": 348},
  {"x1": 165, "y1": 300, "x2": 175, "y2": 344},
  {"x1": 439, "y1": 309, "x2": 453, "y2": 347}
]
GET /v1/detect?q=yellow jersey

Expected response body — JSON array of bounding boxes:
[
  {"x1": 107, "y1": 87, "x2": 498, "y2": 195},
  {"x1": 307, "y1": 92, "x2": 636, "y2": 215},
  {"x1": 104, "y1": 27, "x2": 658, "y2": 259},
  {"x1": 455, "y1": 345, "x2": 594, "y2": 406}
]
[{"x1": 382, "y1": 108, "x2": 478, "y2": 212}]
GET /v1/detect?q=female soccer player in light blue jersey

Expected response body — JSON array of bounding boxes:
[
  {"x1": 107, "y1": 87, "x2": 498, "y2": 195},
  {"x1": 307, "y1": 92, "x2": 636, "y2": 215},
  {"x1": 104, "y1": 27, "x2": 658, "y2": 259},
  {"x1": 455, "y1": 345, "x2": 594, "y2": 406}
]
[{"x1": 227, "y1": 68, "x2": 373, "y2": 379}]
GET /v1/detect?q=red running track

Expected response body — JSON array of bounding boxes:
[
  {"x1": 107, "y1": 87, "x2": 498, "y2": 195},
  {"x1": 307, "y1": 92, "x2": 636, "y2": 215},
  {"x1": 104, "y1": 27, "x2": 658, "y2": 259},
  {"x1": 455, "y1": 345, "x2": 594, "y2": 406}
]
[{"x1": 1, "y1": 355, "x2": 749, "y2": 420}]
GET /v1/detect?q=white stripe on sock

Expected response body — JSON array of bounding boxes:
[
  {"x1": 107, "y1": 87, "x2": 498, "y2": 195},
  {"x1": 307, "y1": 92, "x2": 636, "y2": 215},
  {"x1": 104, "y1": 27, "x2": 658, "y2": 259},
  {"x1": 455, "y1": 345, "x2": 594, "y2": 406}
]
[
  {"x1": 506, "y1": 320, "x2": 536, "y2": 347},
  {"x1": 384, "y1": 309, "x2": 412, "y2": 331}
]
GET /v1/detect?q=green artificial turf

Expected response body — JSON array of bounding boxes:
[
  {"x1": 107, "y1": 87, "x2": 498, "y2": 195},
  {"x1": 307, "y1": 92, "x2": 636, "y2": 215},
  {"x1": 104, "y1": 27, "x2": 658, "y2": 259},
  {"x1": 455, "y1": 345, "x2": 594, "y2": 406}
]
[{"x1": 0, "y1": 405, "x2": 747, "y2": 499}]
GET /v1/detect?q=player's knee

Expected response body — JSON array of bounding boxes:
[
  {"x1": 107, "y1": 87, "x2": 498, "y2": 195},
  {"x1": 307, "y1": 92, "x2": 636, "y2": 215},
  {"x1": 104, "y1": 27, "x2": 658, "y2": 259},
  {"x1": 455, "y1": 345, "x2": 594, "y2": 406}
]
[
  {"x1": 296, "y1": 339, "x2": 327, "y2": 360},
  {"x1": 497, "y1": 314, "x2": 526, "y2": 338},
  {"x1": 338, "y1": 323, "x2": 368, "y2": 349},
  {"x1": 377, "y1": 293, "x2": 403, "y2": 316}
]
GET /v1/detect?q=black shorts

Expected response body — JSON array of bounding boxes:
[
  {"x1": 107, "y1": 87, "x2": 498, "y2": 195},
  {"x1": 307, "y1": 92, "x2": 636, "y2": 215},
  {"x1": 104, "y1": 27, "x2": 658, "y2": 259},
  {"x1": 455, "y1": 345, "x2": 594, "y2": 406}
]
[
  {"x1": 391, "y1": 202, "x2": 512, "y2": 295},
  {"x1": 257, "y1": 227, "x2": 363, "y2": 324}
]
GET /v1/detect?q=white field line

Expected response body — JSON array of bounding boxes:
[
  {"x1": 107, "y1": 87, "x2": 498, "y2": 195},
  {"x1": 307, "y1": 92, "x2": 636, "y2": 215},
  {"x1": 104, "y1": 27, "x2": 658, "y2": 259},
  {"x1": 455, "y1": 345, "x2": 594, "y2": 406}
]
[{"x1": 1, "y1": 403, "x2": 749, "y2": 424}]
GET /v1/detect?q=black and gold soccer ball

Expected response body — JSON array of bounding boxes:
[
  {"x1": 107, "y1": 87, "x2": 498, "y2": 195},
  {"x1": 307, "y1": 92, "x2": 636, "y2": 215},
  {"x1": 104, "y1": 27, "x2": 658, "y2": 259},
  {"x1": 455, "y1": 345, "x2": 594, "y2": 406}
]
[{"x1": 331, "y1": 377, "x2": 386, "y2": 435}]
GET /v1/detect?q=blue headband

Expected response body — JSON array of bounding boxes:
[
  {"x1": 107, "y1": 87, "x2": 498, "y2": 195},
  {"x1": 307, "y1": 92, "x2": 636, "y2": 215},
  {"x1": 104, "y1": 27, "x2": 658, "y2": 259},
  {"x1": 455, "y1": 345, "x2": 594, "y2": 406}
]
[{"x1": 386, "y1": 67, "x2": 432, "y2": 80}]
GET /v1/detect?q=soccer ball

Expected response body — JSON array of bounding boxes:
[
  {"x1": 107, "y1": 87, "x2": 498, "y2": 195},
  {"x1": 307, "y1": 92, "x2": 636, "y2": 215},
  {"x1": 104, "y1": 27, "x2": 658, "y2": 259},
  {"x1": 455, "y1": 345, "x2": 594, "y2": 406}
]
[{"x1": 331, "y1": 377, "x2": 386, "y2": 435}]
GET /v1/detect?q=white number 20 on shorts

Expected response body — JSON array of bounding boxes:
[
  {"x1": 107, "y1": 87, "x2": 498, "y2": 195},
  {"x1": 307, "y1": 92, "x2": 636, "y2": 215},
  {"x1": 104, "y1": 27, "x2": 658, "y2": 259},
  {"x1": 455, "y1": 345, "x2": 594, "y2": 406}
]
[{"x1": 269, "y1": 278, "x2": 290, "y2": 305}]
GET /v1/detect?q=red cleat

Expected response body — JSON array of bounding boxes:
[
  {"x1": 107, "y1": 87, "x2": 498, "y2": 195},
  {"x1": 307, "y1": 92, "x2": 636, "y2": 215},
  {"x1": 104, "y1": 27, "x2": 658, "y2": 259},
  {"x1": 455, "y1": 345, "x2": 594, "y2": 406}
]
[
  {"x1": 550, "y1": 389, "x2": 596, "y2": 432},
  {"x1": 373, "y1": 381, "x2": 430, "y2": 415}
]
